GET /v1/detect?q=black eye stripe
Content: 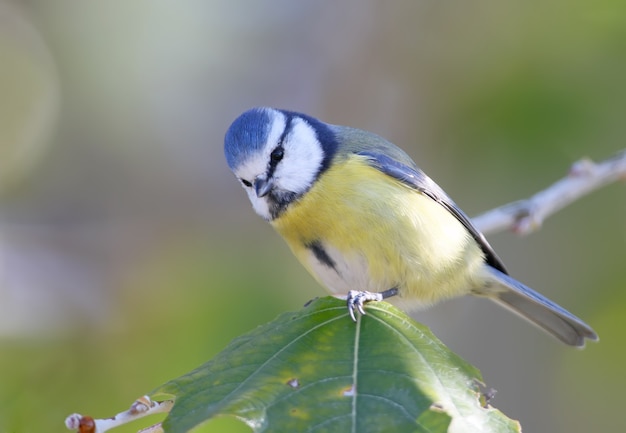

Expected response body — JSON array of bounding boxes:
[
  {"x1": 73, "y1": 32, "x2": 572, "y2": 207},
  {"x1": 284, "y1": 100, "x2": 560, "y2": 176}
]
[
  {"x1": 241, "y1": 179, "x2": 252, "y2": 187},
  {"x1": 266, "y1": 116, "x2": 293, "y2": 178},
  {"x1": 267, "y1": 145, "x2": 284, "y2": 179}
]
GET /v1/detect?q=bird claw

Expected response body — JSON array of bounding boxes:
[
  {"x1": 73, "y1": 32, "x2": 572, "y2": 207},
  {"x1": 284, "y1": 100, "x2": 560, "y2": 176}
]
[
  {"x1": 347, "y1": 290, "x2": 383, "y2": 321},
  {"x1": 346, "y1": 289, "x2": 399, "y2": 321}
]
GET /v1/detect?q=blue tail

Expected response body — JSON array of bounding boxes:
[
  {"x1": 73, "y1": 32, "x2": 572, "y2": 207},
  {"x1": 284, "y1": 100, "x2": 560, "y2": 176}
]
[{"x1": 482, "y1": 267, "x2": 598, "y2": 347}]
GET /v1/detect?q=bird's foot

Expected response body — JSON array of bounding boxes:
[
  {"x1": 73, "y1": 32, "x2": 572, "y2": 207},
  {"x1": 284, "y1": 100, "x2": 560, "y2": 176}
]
[{"x1": 346, "y1": 288, "x2": 399, "y2": 321}]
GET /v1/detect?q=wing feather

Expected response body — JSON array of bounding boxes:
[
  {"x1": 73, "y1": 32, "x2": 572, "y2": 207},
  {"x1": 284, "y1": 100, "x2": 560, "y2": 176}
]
[{"x1": 357, "y1": 151, "x2": 508, "y2": 274}]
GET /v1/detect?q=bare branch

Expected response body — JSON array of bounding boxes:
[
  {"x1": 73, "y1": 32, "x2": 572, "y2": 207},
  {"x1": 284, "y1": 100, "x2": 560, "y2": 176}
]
[
  {"x1": 472, "y1": 150, "x2": 626, "y2": 236},
  {"x1": 65, "y1": 396, "x2": 173, "y2": 433}
]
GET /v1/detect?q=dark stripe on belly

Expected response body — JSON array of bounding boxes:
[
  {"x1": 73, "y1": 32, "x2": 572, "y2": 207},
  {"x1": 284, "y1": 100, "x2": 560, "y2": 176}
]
[{"x1": 306, "y1": 241, "x2": 337, "y2": 270}]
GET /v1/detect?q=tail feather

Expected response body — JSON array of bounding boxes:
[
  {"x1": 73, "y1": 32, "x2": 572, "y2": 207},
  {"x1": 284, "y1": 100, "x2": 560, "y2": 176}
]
[{"x1": 482, "y1": 267, "x2": 598, "y2": 347}]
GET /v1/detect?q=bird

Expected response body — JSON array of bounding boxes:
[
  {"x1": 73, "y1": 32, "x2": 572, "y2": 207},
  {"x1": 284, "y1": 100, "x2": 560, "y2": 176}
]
[{"x1": 223, "y1": 107, "x2": 598, "y2": 347}]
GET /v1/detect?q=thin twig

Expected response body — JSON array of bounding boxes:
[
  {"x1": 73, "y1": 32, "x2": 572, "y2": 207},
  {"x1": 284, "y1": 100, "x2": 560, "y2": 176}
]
[
  {"x1": 65, "y1": 396, "x2": 173, "y2": 433},
  {"x1": 472, "y1": 150, "x2": 626, "y2": 235}
]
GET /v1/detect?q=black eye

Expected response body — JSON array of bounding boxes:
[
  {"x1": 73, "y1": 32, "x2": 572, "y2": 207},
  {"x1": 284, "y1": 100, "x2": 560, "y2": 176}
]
[
  {"x1": 240, "y1": 179, "x2": 252, "y2": 187},
  {"x1": 270, "y1": 147, "x2": 284, "y2": 163}
]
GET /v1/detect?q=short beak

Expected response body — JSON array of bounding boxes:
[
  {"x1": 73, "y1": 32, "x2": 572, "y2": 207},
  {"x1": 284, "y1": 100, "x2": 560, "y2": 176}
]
[{"x1": 254, "y1": 177, "x2": 274, "y2": 198}]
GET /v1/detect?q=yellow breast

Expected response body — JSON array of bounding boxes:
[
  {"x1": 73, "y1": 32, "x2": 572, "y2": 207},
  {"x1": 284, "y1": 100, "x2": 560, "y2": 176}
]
[{"x1": 271, "y1": 155, "x2": 485, "y2": 308}]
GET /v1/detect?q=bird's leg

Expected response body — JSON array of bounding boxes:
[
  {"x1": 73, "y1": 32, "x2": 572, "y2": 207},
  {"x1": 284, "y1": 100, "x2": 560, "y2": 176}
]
[{"x1": 346, "y1": 288, "x2": 399, "y2": 321}]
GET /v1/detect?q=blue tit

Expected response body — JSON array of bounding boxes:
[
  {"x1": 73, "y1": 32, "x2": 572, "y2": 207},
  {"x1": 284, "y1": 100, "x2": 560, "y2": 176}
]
[{"x1": 224, "y1": 107, "x2": 598, "y2": 347}]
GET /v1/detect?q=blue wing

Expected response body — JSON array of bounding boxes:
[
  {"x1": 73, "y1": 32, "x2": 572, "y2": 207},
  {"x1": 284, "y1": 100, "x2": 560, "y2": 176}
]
[{"x1": 357, "y1": 151, "x2": 508, "y2": 274}]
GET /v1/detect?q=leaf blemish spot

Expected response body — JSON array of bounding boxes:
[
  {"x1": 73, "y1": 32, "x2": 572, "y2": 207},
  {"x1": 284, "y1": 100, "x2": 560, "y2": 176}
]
[
  {"x1": 429, "y1": 402, "x2": 444, "y2": 412},
  {"x1": 303, "y1": 297, "x2": 319, "y2": 308},
  {"x1": 480, "y1": 388, "x2": 498, "y2": 407},
  {"x1": 286, "y1": 378, "x2": 300, "y2": 388},
  {"x1": 342, "y1": 384, "x2": 356, "y2": 397}
]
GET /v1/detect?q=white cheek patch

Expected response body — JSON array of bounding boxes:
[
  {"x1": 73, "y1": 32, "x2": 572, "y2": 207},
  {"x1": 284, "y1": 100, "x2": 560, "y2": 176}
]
[{"x1": 276, "y1": 119, "x2": 324, "y2": 194}]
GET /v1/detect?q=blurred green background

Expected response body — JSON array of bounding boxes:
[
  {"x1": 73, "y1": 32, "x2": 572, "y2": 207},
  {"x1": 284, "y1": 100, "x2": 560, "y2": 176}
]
[{"x1": 0, "y1": 1, "x2": 624, "y2": 432}]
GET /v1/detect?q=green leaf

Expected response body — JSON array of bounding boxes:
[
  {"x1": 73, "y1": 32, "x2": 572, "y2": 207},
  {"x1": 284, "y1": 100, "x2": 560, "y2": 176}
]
[{"x1": 151, "y1": 297, "x2": 520, "y2": 433}]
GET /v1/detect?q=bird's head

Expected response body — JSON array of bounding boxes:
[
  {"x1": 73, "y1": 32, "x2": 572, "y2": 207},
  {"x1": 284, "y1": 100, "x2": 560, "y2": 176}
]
[{"x1": 224, "y1": 107, "x2": 337, "y2": 220}]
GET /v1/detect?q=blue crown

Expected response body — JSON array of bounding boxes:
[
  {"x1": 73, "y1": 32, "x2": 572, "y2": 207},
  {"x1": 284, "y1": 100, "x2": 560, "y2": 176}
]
[{"x1": 224, "y1": 107, "x2": 273, "y2": 170}]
